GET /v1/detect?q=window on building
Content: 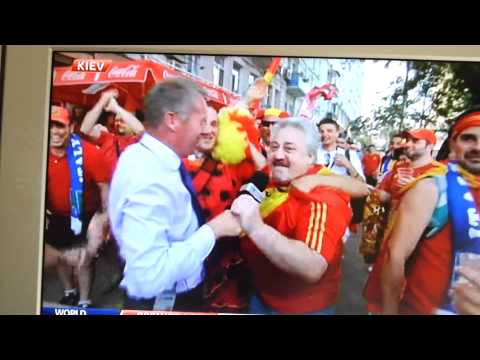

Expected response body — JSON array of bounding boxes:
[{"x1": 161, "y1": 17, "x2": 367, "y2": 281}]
[
  {"x1": 232, "y1": 62, "x2": 241, "y2": 93},
  {"x1": 264, "y1": 87, "x2": 273, "y2": 107},
  {"x1": 248, "y1": 73, "x2": 256, "y2": 86},
  {"x1": 186, "y1": 55, "x2": 198, "y2": 75},
  {"x1": 275, "y1": 89, "x2": 281, "y2": 109},
  {"x1": 213, "y1": 56, "x2": 225, "y2": 87}
]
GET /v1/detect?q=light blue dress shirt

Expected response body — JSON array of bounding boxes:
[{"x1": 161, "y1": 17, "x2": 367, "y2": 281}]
[
  {"x1": 316, "y1": 146, "x2": 365, "y2": 180},
  {"x1": 108, "y1": 133, "x2": 215, "y2": 299}
]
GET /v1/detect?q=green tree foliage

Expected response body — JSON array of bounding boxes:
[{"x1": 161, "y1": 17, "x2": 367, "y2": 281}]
[{"x1": 357, "y1": 60, "x2": 479, "y2": 144}]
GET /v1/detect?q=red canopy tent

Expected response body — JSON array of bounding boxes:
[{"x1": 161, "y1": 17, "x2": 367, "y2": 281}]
[{"x1": 52, "y1": 59, "x2": 240, "y2": 112}]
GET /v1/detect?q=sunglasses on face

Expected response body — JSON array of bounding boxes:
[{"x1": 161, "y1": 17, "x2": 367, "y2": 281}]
[{"x1": 261, "y1": 121, "x2": 276, "y2": 127}]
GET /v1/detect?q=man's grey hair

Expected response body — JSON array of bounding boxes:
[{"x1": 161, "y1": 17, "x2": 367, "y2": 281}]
[
  {"x1": 270, "y1": 118, "x2": 320, "y2": 161},
  {"x1": 144, "y1": 78, "x2": 206, "y2": 127}
]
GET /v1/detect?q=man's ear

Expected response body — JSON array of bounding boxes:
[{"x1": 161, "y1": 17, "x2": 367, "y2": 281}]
[{"x1": 163, "y1": 112, "x2": 178, "y2": 132}]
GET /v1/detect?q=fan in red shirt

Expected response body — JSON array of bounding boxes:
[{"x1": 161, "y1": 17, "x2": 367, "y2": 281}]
[
  {"x1": 79, "y1": 89, "x2": 144, "y2": 180},
  {"x1": 231, "y1": 119, "x2": 363, "y2": 314},
  {"x1": 45, "y1": 105, "x2": 110, "y2": 308},
  {"x1": 362, "y1": 145, "x2": 382, "y2": 186},
  {"x1": 362, "y1": 128, "x2": 457, "y2": 314}
]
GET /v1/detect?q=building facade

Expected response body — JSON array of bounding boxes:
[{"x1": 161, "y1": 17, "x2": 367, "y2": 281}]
[{"x1": 53, "y1": 52, "x2": 365, "y2": 129}]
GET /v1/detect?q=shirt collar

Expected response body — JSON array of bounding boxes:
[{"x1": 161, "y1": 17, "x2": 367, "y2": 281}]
[{"x1": 140, "y1": 132, "x2": 181, "y2": 170}]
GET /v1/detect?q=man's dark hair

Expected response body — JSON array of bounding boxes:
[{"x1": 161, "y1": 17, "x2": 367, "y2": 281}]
[
  {"x1": 144, "y1": 79, "x2": 206, "y2": 127},
  {"x1": 318, "y1": 117, "x2": 340, "y2": 131}
]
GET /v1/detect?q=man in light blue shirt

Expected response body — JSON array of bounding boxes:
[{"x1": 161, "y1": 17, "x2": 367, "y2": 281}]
[
  {"x1": 315, "y1": 118, "x2": 365, "y2": 180},
  {"x1": 109, "y1": 79, "x2": 242, "y2": 311}
]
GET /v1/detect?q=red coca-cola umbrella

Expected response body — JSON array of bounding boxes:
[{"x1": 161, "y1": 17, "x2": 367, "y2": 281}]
[
  {"x1": 52, "y1": 59, "x2": 239, "y2": 112},
  {"x1": 148, "y1": 62, "x2": 240, "y2": 111}
]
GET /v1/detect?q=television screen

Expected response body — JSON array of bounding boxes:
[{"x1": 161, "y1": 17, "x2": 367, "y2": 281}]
[{"x1": 2, "y1": 46, "x2": 480, "y2": 315}]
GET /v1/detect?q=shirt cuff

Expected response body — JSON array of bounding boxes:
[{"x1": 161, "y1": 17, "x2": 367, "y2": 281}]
[{"x1": 191, "y1": 224, "x2": 216, "y2": 261}]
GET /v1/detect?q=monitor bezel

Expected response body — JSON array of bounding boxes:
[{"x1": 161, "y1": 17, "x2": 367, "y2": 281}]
[{"x1": 2, "y1": 45, "x2": 480, "y2": 314}]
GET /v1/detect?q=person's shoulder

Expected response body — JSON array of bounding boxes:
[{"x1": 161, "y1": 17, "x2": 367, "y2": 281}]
[
  {"x1": 81, "y1": 138, "x2": 102, "y2": 153},
  {"x1": 406, "y1": 177, "x2": 438, "y2": 200}
]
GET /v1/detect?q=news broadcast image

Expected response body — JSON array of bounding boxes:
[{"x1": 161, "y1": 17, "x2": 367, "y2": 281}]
[{"x1": 42, "y1": 51, "x2": 480, "y2": 316}]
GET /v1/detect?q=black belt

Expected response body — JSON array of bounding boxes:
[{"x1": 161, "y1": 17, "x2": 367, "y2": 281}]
[{"x1": 123, "y1": 283, "x2": 204, "y2": 312}]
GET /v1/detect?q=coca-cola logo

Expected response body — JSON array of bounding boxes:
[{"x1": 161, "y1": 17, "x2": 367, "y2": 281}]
[
  {"x1": 107, "y1": 65, "x2": 140, "y2": 78},
  {"x1": 61, "y1": 71, "x2": 86, "y2": 82}
]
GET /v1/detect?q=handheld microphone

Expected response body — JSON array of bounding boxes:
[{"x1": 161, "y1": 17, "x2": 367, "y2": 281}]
[{"x1": 238, "y1": 171, "x2": 269, "y2": 203}]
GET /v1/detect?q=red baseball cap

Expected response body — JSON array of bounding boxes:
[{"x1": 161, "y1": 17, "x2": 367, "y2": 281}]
[
  {"x1": 50, "y1": 105, "x2": 70, "y2": 125},
  {"x1": 403, "y1": 128, "x2": 437, "y2": 145}
]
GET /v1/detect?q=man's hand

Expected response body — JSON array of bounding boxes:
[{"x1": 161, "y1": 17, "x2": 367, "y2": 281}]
[
  {"x1": 392, "y1": 172, "x2": 415, "y2": 192},
  {"x1": 207, "y1": 210, "x2": 242, "y2": 239},
  {"x1": 246, "y1": 78, "x2": 268, "y2": 103},
  {"x1": 99, "y1": 89, "x2": 119, "y2": 107},
  {"x1": 452, "y1": 266, "x2": 480, "y2": 315},
  {"x1": 334, "y1": 154, "x2": 352, "y2": 169},
  {"x1": 230, "y1": 194, "x2": 263, "y2": 235},
  {"x1": 104, "y1": 97, "x2": 120, "y2": 115}
]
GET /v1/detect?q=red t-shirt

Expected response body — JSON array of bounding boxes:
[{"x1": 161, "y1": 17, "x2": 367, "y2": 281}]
[
  {"x1": 241, "y1": 165, "x2": 352, "y2": 313},
  {"x1": 363, "y1": 153, "x2": 381, "y2": 177},
  {"x1": 183, "y1": 156, "x2": 257, "y2": 219},
  {"x1": 47, "y1": 140, "x2": 110, "y2": 217},
  {"x1": 94, "y1": 131, "x2": 140, "y2": 179}
]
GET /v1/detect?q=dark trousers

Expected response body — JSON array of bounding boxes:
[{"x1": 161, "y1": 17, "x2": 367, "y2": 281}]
[{"x1": 123, "y1": 283, "x2": 204, "y2": 312}]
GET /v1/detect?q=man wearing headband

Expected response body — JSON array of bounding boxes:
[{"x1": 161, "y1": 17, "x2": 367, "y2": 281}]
[
  {"x1": 363, "y1": 127, "x2": 451, "y2": 314},
  {"x1": 446, "y1": 108, "x2": 480, "y2": 315}
]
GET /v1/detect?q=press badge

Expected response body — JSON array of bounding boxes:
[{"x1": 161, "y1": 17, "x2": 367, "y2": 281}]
[{"x1": 153, "y1": 286, "x2": 176, "y2": 311}]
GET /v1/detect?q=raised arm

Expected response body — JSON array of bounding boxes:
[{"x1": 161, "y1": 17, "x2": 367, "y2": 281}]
[
  {"x1": 80, "y1": 89, "x2": 118, "y2": 139},
  {"x1": 248, "y1": 142, "x2": 267, "y2": 171},
  {"x1": 291, "y1": 173, "x2": 370, "y2": 198},
  {"x1": 105, "y1": 97, "x2": 145, "y2": 135}
]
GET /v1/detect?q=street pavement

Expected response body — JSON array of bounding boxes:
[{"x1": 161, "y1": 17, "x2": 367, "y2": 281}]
[{"x1": 42, "y1": 230, "x2": 370, "y2": 315}]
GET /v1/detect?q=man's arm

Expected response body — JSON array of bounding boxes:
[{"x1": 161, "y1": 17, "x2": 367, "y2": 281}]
[
  {"x1": 117, "y1": 183, "x2": 241, "y2": 298},
  {"x1": 98, "y1": 182, "x2": 109, "y2": 214},
  {"x1": 349, "y1": 151, "x2": 366, "y2": 181},
  {"x1": 381, "y1": 178, "x2": 438, "y2": 314},
  {"x1": 248, "y1": 223, "x2": 328, "y2": 283},
  {"x1": 105, "y1": 98, "x2": 145, "y2": 135},
  {"x1": 334, "y1": 152, "x2": 365, "y2": 181},
  {"x1": 80, "y1": 90, "x2": 118, "y2": 139},
  {"x1": 231, "y1": 195, "x2": 327, "y2": 283},
  {"x1": 248, "y1": 142, "x2": 267, "y2": 171},
  {"x1": 291, "y1": 173, "x2": 370, "y2": 198}
]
